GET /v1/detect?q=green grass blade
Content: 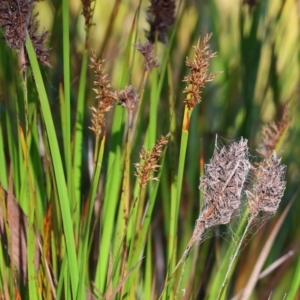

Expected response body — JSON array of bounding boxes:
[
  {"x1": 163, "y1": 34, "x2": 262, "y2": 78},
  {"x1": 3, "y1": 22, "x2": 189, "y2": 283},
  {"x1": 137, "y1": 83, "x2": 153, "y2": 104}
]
[
  {"x1": 73, "y1": 50, "x2": 89, "y2": 204},
  {"x1": 25, "y1": 36, "x2": 79, "y2": 297},
  {"x1": 62, "y1": 0, "x2": 72, "y2": 204}
]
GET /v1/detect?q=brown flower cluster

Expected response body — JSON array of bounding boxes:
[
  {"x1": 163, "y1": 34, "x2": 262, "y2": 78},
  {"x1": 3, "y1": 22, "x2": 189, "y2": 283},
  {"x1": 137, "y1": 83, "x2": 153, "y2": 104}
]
[
  {"x1": 146, "y1": 0, "x2": 176, "y2": 44},
  {"x1": 189, "y1": 137, "x2": 250, "y2": 246},
  {"x1": 199, "y1": 138, "x2": 250, "y2": 228},
  {"x1": 182, "y1": 136, "x2": 286, "y2": 260},
  {"x1": 89, "y1": 50, "x2": 116, "y2": 136},
  {"x1": 81, "y1": 0, "x2": 95, "y2": 31},
  {"x1": 257, "y1": 106, "x2": 289, "y2": 158},
  {"x1": 183, "y1": 33, "x2": 220, "y2": 109},
  {"x1": 135, "y1": 133, "x2": 171, "y2": 189},
  {"x1": 0, "y1": 0, "x2": 51, "y2": 67},
  {"x1": 246, "y1": 153, "x2": 286, "y2": 218},
  {"x1": 116, "y1": 86, "x2": 139, "y2": 127},
  {"x1": 134, "y1": 40, "x2": 159, "y2": 72}
]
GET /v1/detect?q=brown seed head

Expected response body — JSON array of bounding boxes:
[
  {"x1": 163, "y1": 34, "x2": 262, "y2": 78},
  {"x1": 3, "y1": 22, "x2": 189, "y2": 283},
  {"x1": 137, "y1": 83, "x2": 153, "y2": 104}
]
[
  {"x1": 0, "y1": 0, "x2": 51, "y2": 67},
  {"x1": 183, "y1": 33, "x2": 220, "y2": 109},
  {"x1": 198, "y1": 137, "x2": 250, "y2": 229},
  {"x1": 81, "y1": 0, "x2": 95, "y2": 31},
  {"x1": 89, "y1": 50, "x2": 116, "y2": 136},
  {"x1": 257, "y1": 105, "x2": 289, "y2": 158},
  {"x1": 116, "y1": 86, "x2": 139, "y2": 127},
  {"x1": 246, "y1": 152, "x2": 286, "y2": 218},
  {"x1": 135, "y1": 133, "x2": 171, "y2": 189},
  {"x1": 146, "y1": 0, "x2": 176, "y2": 44},
  {"x1": 186, "y1": 137, "x2": 250, "y2": 251},
  {"x1": 134, "y1": 40, "x2": 160, "y2": 71}
]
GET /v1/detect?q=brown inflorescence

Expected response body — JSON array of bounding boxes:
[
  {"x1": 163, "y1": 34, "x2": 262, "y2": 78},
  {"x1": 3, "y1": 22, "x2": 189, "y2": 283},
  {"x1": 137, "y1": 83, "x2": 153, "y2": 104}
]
[
  {"x1": 116, "y1": 86, "x2": 139, "y2": 127},
  {"x1": 0, "y1": 0, "x2": 51, "y2": 67},
  {"x1": 134, "y1": 40, "x2": 160, "y2": 72},
  {"x1": 257, "y1": 106, "x2": 289, "y2": 158},
  {"x1": 89, "y1": 50, "x2": 116, "y2": 136},
  {"x1": 182, "y1": 136, "x2": 250, "y2": 257},
  {"x1": 135, "y1": 133, "x2": 171, "y2": 189},
  {"x1": 246, "y1": 153, "x2": 286, "y2": 218},
  {"x1": 146, "y1": 0, "x2": 176, "y2": 44},
  {"x1": 183, "y1": 33, "x2": 220, "y2": 109},
  {"x1": 81, "y1": 0, "x2": 95, "y2": 31}
]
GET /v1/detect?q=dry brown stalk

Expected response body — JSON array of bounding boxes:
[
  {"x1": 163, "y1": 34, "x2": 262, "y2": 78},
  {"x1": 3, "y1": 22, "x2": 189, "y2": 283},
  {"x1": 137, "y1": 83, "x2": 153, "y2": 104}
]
[
  {"x1": 146, "y1": 0, "x2": 176, "y2": 44},
  {"x1": 89, "y1": 50, "x2": 116, "y2": 136},
  {"x1": 183, "y1": 33, "x2": 220, "y2": 109},
  {"x1": 134, "y1": 133, "x2": 171, "y2": 189},
  {"x1": 134, "y1": 40, "x2": 160, "y2": 72},
  {"x1": 0, "y1": 0, "x2": 51, "y2": 67}
]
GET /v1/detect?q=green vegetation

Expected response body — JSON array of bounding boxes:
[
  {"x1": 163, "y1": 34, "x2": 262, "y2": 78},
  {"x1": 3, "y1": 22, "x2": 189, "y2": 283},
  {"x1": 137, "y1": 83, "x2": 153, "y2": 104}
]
[{"x1": 0, "y1": 0, "x2": 299, "y2": 299}]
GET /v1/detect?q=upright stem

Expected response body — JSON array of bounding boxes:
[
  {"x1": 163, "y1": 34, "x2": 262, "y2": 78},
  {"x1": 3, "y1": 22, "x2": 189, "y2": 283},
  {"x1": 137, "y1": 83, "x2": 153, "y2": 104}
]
[{"x1": 217, "y1": 217, "x2": 253, "y2": 300}]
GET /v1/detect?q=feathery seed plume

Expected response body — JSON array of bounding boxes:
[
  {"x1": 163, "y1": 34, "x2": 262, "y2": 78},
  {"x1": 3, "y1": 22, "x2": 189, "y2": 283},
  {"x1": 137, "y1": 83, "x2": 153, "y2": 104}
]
[
  {"x1": 246, "y1": 152, "x2": 286, "y2": 219},
  {"x1": 186, "y1": 137, "x2": 250, "y2": 253}
]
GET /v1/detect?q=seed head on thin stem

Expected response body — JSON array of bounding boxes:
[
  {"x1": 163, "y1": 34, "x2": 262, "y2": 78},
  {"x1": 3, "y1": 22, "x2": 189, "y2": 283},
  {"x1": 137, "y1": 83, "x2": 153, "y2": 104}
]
[
  {"x1": 116, "y1": 86, "x2": 139, "y2": 127},
  {"x1": 246, "y1": 152, "x2": 286, "y2": 219},
  {"x1": 188, "y1": 137, "x2": 250, "y2": 250},
  {"x1": 134, "y1": 133, "x2": 171, "y2": 189},
  {"x1": 81, "y1": 0, "x2": 95, "y2": 31},
  {"x1": 257, "y1": 105, "x2": 289, "y2": 158},
  {"x1": 134, "y1": 40, "x2": 160, "y2": 72},
  {"x1": 183, "y1": 33, "x2": 220, "y2": 109},
  {"x1": 89, "y1": 50, "x2": 116, "y2": 136}
]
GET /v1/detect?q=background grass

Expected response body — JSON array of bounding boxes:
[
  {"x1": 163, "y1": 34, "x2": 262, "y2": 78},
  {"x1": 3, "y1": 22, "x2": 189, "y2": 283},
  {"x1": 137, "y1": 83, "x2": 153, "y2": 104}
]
[{"x1": 0, "y1": 0, "x2": 300, "y2": 299}]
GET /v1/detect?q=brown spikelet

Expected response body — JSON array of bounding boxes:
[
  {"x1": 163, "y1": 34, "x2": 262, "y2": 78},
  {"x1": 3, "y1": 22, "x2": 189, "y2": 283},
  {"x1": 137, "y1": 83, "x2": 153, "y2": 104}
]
[
  {"x1": 28, "y1": 15, "x2": 51, "y2": 67},
  {"x1": 187, "y1": 136, "x2": 250, "y2": 250},
  {"x1": 89, "y1": 50, "x2": 116, "y2": 136},
  {"x1": 81, "y1": 0, "x2": 95, "y2": 31},
  {"x1": 0, "y1": 0, "x2": 51, "y2": 67},
  {"x1": 183, "y1": 33, "x2": 220, "y2": 109},
  {"x1": 257, "y1": 105, "x2": 289, "y2": 158},
  {"x1": 146, "y1": 0, "x2": 176, "y2": 44},
  {"x1": 116, "y1": 86, "x2": 139, "y2": 127},
  {"x1": 246, "y1": 153, "x2": 286, "y2": 219},
  {"x1": 135, "y1": 133, "x2": 171, "y2": 189},
  {"x1": 134, "y1": 40, "x2": 160, "y2": 71}
]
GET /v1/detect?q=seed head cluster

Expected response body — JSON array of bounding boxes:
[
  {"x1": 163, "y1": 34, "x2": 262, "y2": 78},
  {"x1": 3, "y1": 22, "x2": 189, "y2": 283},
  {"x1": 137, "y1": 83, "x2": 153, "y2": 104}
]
[
  {"x1": 0, "y1": 0, "x2": 51, "y2": 67},
  {"x1": 246, "y1": 153, "x2": 286, "y2": 218},
  {"x1": 146, "y1": 0, "x2": 176, "y2": 44},
  {"x1": 257, "y1": 106, "x2": 289, "y2": 158},
  {"x1": 135, "y1": 133, "x2": 171, "y2": 189},
  {"x1": 89, "y1": 50, "x2": 116, "y2": 136},
  {"x1": 81, "y1": 0, "x2": 95, "y2": 31},
  {"x1": 183, "y1": 33, "x2": 220, "y2": 109},
  {"x1": 187, "y1": 136, "x2": 286, "y2": 252},
  {"x1": 134, "y1": 40, "x2": 160, "y2": 72}
]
